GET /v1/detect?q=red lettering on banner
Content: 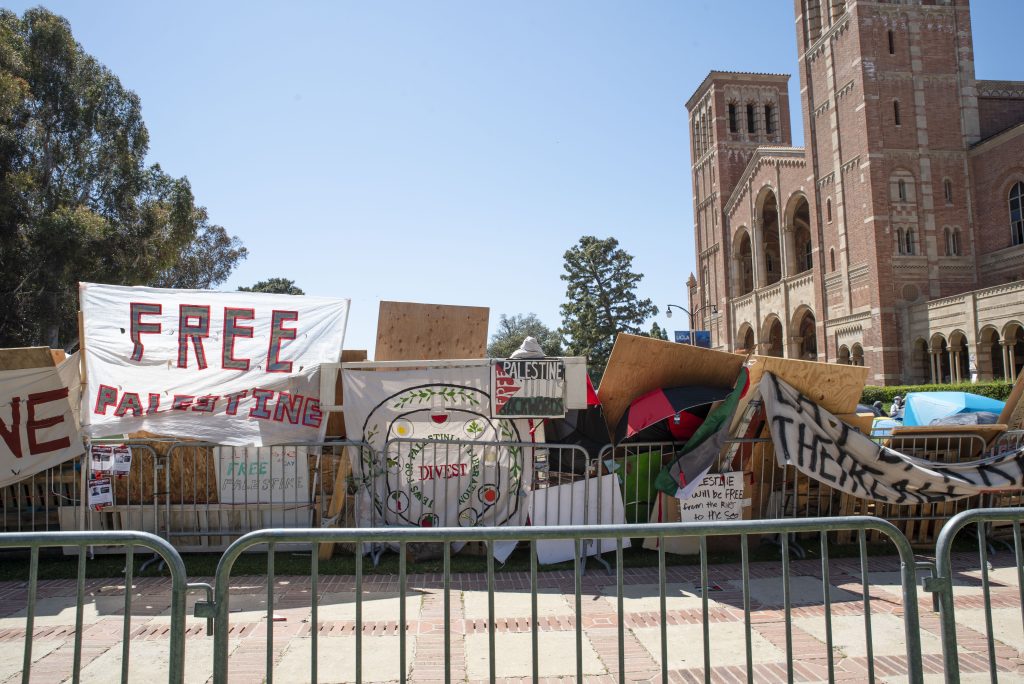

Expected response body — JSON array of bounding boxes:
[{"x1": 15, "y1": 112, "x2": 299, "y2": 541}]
[
  {"x1": 0, "y1": 397, "x2": 22, "y2": 458},
  {"x1": 418, "y1": 463, "x2": 470, "y2": 481},
  {"x1": 26, "y1": 388, "x2": 71, "y2": 455}
]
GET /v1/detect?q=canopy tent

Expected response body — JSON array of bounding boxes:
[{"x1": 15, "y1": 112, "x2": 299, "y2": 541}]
[{"x1": 903, "y1": 391, "x2": 1006, "y2": 427}]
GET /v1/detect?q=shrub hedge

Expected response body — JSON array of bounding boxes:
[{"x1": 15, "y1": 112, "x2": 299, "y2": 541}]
[{"x1": 861, "y1": 380, "x2": 1014, "y2": 405}]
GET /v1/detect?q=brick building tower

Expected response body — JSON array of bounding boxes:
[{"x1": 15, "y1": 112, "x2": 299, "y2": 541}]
[{"x1": 687, "y1": 0, "x2": 1024, "y2": 385}]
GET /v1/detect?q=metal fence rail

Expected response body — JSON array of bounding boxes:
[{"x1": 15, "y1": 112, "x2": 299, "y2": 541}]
[
  {"x1": 933, "y1": 507, "x2": 1024, "y2": 683},
  {"x1": 205, "y1": 516, "x2": 925, "y2": 684},
  {"x1": 0, "y1": 530, "x2": 189, "y2": 684}
]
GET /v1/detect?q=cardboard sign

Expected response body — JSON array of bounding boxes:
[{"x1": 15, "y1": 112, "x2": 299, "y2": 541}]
[
  {"x1": 678, "y1": 471, "x2": 745, "y2": 522},
  {"x1": 217, "y1": 447, "x2": 311, "y2": 505},
  {"x1": 491, "y1": 359, "x2": 566, "y2": 418},
  {"x1": 80, "y1": 283, "x2": 349, "y2": 445}
]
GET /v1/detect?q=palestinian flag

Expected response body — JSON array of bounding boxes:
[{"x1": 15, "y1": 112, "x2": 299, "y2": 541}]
[{"x1": 654, "y1": 368, "x2": 749, "y2": 499}]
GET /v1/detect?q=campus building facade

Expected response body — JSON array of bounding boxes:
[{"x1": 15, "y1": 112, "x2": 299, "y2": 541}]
[{"x1": 685, "y1": 0, "x2": 1024, "y2": 385}]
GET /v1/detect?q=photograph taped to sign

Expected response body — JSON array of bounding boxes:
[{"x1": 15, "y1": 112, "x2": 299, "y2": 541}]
[
  {"x1": 678, "y1": 471, "x2": 745, "y2": 522},
  {"x1": 491, "y1": 358, "x2": 566, "y2": 418}
]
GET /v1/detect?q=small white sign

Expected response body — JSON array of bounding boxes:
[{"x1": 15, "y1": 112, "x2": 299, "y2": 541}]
[
  {"x1": 217, "y1": 447, "x2": 311, "y2": 505},
  {"x1": 679, "y1": 471, "x2": 745, "y2": 522},
  {"x1": 89, "y1": 477, "x2": 113, "y2": 511},
  {"x1": 91, "y1": 444, "x2": 132, "y2": 476}
]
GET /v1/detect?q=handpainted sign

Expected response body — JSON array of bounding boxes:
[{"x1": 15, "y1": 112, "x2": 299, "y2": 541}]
[
  {"x1": 678, "y1": 471, "x2": 744, "y2": 522},
  {"x1": 0, "y1": 363, "x2": 84, "y2": 488},
  {"x1": 761, "y1": 372, "x2": 1024, "y2": 503},
  {"x1": 217, "y1": 446, "x2": 310, "y2": 505},
  {"x1": 343, "y1": 364, "x2": 537, "y2": 560},
  {"x1": 491, "y1": 359, "x2": 566, "y2": 418},
  {"x1": 80, "y1": 283, "x2": 349, "y2": 445},
  {"x1": 674, "y1": 331, "x2": 712, "y2": 348}
]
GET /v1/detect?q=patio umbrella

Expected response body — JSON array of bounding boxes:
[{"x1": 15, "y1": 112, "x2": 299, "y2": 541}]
[
  {"x1": 614, "y1": 385, "x2": 731, "y2": 444},
  {"x1": 902, "y1": 391, "x2": 1006, "y2": 427}
]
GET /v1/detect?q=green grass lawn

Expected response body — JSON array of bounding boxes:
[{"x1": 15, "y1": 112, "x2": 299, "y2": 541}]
[{"x1": 0, "y1": 534, "x2": 902, "y2": 582}]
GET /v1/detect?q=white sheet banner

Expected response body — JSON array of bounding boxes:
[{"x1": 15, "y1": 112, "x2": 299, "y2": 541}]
[
  {"x1": 343, "y1": 365, "x2": 537, "y2": 541},
  {"x1": 81, "y1": 283, "x2": 349, "y2": 445},
  {"x1": 0, "y1": 363, "x2": 85, "y2": 488}
]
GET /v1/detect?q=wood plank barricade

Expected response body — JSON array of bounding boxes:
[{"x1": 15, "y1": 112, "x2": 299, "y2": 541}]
[{"x1": 374, "y1": 301, "x2": 489, "y2": 362}]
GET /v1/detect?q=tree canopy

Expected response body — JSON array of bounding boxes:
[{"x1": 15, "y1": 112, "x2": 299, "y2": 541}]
[
  {"x1": 559, "y1": 236, "x2": 657, "y2": 382},
  {"x1": 487, "y1": 313, "x2": 565, "y2": 358},
  {"x1": 0, "y1": 8, "x2": 246, "y2": 349},
  {"x1": 238, "y1": 278, "x2": 305, "y2": 296}
]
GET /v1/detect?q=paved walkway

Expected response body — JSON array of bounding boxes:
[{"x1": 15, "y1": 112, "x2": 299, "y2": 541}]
[{"x1": 0, "y1": 549, "x2": 1022, "y2": 683}]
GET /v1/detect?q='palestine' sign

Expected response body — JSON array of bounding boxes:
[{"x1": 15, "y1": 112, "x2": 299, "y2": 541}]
[{"x1": 491, "y1": 359, "x2": 565, "y2": 418}]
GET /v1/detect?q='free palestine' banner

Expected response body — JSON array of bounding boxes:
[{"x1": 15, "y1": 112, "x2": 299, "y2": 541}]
[{"x1": 81, "y1": 283, "x2": 349, "y2": 446}]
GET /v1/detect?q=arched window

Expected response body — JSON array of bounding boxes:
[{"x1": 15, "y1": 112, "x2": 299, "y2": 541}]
[
  {"x1": 747, "y1": 103, "x2": 756, "y2": 134},
  {"x1": 952, "y1": 229, "x2": 961, "y2": 256},
  {"x1": 804, "y1": 239, "x2": 813, "y2": 271},
  {"x1": 896, "y1": 228, "x2": 905, "y2": 254},
  {"x1": 888, "y1": 29, "x2": 895, "y2": 54},
  {"x1": 904, "y1": 227, "x2": 916, "y2": 255},
  {"x1": 943, "y1": 178, "x2": 953, "y2": 204},
  {"x1": 764, "y1": 104, "x2": 775, "y2": 134},
  {"x1": 1011, "y1": 181, "x2": 1024, "y2": 246},
  {"x1": 830, "y1": 248, "x2": 836, "y2": 271},
  {"x1": 894, "y1": 100, "x2": 901, "y2": 126},
  {"x1": 826, "y1": 198, "x2": 832, "y2": 222},
  {"x1": 728, "y1": 103, "x2": 738, "y2": 133},
  {"x1": 898, "y1": 179, "x2": 907, "y2": 202}
]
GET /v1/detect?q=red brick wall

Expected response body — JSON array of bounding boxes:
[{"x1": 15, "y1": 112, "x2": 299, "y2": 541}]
[{"x1": 979, "y1": 96, "x2": 1024, "y2": 140}]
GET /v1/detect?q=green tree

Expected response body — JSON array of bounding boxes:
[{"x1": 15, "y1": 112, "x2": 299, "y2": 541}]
[
  {"x1": 239, "y1": 278, "x2": 305, "y2": 295},
  {"x1": 648, "y1": 321, "x2": 669, "y2": 341},
  {"x1": 559, "y1": 236, "x2": 658, "y2": 382},
  {"x1": 0, "y1": 8, "x2": 246, "y2": 349},
  {"x1": 487, "y1": 313, "x2": 565, "y2": 358}
]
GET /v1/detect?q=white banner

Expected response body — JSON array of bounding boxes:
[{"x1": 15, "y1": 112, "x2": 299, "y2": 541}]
[
  {"x1": 80, "y1": 283, "x2": 349, "y2": 445},
  {"x1": 0, "y1": 363, "x2": 84, "y2": 488},
  {"x1": 343, "y1": 365, "x2": 537, "y2": 542}
]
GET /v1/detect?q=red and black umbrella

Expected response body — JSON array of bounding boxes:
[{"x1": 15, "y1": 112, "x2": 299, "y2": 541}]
[{"x1": 614, "y1": 385, "x2": 732, "y2": 444}]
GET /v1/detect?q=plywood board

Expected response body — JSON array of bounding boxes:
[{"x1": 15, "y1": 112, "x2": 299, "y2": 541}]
[
  {"x1": 598, "y1": 334, "x2": 746, "y2": 435},
  {"x1": 746, "y1": 355, "x2": 868, "y2": 415},
  {"x1": 374, "y1": 301, "x2": 489, "y2": 361},
  {"x1": 0, "y1": 346, "x2": 56, "y2": 371},
  {"x1": 49, "y1": 349, "x2": 67, "y2": 366},
  {"x1": 998, "y1": 373, "x2": 1024, "y2": 431}
]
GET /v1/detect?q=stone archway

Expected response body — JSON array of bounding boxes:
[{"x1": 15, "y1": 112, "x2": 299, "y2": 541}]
[
  {"x1": 978, "y1": 326, "x2": 1003, "y2": 381},
  {"x1": 760, "y1": 316, "x2": 784, "y2": 357},
  {"x1": 851, "y1": 343, "x2": 865, "y2": 367},
  {"x1": 947, "y1": 330, "x2": 970, "y2": 383},
  {"x1": 735, "y1": 323, "x2": 755, "y2": 353},
  {"x1": 757, "y1": 188, "x2": 781, "y2": 286},
  {"x1": 837, "y1": 345, "x2": 851, "y2": 365},
  {"x1": 790, "y1": 307, "x2": 818, "y2": 361},
  {"x1": 929, "y1": 333, "x2": 950, "y2": 384},
  {"x1": 784, "y1": 193, "x2": 812, "y2": 275},
  {"x1": 1002, "y1": 321, "x2": 1024, "y2": 382},
  {"x1": 733, "y1": 228, "x2": 754, "y2": 295}
]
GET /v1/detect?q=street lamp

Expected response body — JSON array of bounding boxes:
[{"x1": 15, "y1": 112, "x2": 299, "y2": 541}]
[{"x1": 665, "y1": 303, "x2": 718, "y2": 344}]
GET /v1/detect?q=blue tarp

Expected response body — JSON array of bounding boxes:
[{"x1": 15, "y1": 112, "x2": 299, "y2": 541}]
[{"x1": 902, "y1": 391, "x2": 1006, "y2": 427}]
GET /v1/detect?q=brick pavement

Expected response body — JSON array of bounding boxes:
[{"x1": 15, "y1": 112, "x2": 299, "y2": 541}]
[{"x1": 0, "y1": 549, "x2": 1021, "y2": 683}]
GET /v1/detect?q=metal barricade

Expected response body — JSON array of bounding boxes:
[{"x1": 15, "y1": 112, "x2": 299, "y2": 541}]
[
  {"x1": 0, "y1": 452, "x2": 84, "y2": 533},
  {"x1": 204, "y1": 516, "x2": 925, "y2": 684},
  {"x1": 932, "y1": 507, "x2": 1024, "y2": 683},
  {"x1": 0, "y1": 530, "x2": 189, "y2": 684},
  {"x1": 159, "y1": 441, "x2": 372, "y2": 551}
]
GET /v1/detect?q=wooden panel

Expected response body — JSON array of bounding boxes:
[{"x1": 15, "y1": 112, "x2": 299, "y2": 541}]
[
  {"x1": 49, "y1": 349, "x2": 67, "y2": 366},
  {"x1": 374, "y1": 301, "x2": 489, "y2": 361},
  {"x1": 746, "y1": 355, "x2": 868, "y2": 414},
  {"x1": 836, "y1": 412, "x2": 876, "y2": 435},
  {"x1": 598, "y1": 334, "x2": 746, "y2": 435},
  {"x1": 998, "y1": 373, "x2": 1024, "y2": 431},
  {"x1": 0, "y1": 347, "x2": 56, "y2": 371}
]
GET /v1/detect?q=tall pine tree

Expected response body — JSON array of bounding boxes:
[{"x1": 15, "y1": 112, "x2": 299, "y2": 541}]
[{"x1": 559, "y1": 236, "x2": 657, "y2": 382}]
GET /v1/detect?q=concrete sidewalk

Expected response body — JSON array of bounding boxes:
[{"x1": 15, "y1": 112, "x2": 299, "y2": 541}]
[{"x1": 0, "y1": 549, "x2": 1022, "y2": 683}]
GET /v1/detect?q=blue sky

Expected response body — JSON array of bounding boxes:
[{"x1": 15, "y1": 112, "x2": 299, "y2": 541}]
[{"x1": 7, "y1": 1, "x2": 1023, "y2": 354}]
